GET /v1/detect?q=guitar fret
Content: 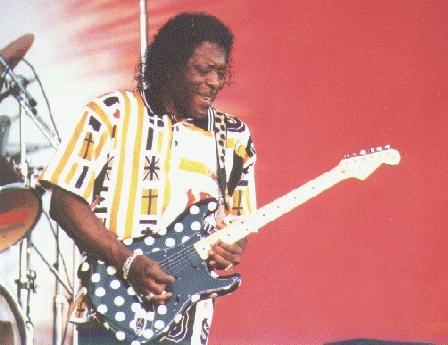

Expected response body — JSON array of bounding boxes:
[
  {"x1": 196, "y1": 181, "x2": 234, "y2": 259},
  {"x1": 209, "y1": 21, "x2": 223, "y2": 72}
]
[{"x1": 194, "y1": 167, "x2": 345, "y2": 258}]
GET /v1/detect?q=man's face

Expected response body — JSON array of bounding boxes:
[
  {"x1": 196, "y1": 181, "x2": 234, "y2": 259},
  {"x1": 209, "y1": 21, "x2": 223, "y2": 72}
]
[{"x1": 170, "y1": 41, "x2": 227, "y2": 119}]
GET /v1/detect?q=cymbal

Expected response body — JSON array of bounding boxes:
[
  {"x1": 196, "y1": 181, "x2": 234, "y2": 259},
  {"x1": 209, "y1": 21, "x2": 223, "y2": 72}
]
[{"x1": 0, "y1": 33, "x2": 34, "y2": 72}]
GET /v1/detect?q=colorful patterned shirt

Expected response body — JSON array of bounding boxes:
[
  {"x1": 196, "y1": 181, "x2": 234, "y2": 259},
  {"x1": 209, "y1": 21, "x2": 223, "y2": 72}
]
[{"x1": 39, "y1": 90, "x2": 257, "y2": 344}]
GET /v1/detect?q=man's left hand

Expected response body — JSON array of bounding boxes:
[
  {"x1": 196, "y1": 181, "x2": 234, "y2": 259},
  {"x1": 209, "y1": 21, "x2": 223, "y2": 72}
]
[{"x1": 207, "y1": 238, "x2": 247, "y2": 271}]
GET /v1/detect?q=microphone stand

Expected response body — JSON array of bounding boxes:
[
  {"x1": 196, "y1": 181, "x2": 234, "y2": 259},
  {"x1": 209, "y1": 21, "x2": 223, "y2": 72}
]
[
  {"x1": 140, "y1": 0, "x2": 148, "y2": 86},
  {"x1": 140, "y1": 0, "x2": 148, "y2": 63},
  {"x1": 0, "y1": 54, "x2": 67, "y2": 345},
  {"x1": 0, "y1": 55, "x2": 59, "y2": 150}
]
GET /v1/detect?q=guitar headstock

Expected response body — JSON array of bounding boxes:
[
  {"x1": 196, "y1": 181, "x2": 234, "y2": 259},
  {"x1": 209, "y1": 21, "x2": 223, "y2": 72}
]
[{"x1": 338, "y1": 145, "x2": 401, "y2": 180}]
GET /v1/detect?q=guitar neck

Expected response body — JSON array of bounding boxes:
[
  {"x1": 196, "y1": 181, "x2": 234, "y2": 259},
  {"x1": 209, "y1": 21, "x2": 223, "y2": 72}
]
[{"x1": 194, "y1": 166, "x2": 346, "y2": 259}]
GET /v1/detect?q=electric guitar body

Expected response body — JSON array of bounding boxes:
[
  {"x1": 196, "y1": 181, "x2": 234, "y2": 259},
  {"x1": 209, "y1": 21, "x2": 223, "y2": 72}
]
[{"x1": 79, "y1": 198, "x2": 239, "y2": 343}]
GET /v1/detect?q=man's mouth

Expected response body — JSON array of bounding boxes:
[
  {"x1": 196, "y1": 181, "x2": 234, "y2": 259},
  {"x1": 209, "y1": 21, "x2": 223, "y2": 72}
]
[{"x1": 198, "y1": 94, "x2": 214, "y2": 106}]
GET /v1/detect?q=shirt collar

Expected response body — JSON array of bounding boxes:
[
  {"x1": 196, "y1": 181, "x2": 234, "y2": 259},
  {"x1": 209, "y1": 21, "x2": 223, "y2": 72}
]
[{"x1": 141, "y1": 90, "x2": 214, "y2": 131}]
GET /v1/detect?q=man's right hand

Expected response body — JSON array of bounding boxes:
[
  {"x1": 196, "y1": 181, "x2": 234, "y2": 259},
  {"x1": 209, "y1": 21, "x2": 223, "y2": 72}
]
[
  {"x1": 127, "y1": 255, "x2": 175, "y2": 304},
  {"x1": 46, "y1": 184, "x2": 175, "y2": 304}
]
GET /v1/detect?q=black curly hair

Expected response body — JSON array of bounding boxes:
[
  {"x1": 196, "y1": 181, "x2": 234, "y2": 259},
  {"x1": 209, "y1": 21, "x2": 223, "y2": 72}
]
[{"x1": 138, "y1": 12, "x2": 234, "y2": 113}]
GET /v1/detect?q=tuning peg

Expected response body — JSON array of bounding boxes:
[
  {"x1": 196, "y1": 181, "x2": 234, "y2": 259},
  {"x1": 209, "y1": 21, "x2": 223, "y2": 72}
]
[
  {"x1": 359, "y1": 149, "x2": 367, "y2": 155},
  {"x1": 376, "y1": 146, "x2": 383, "y2": 152},
  {"x1": 384, "y1": 144, "x2": 391, "y2": 149},
  {"x1": 343, "y1": 154, "x2": 350, "y2": 159}
]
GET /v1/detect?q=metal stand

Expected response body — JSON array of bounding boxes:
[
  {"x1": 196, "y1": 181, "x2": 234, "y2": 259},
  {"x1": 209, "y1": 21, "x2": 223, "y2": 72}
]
[
  {"x1": 0, "y1": 54, "x2": 64, "y2": 345},
  {"x1": 0, "y1": 55, "x2": 58, "y2": 150},
  {"x1": 139, "y1": 0, "x2": 148, "y2": 62},
  {"x1": 53, "y1": 229, "x2": 65, "y2": 345},
  {"x1": 16, "y1": 236, "x2": 35, "y2": 345}
]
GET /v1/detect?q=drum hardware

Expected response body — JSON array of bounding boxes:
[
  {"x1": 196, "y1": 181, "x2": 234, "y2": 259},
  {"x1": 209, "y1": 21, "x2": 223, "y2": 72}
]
[
  {"x1": 1, "y1": 34, "x2": 70, "y2": 345},
  {"x1": 27, "y1": 239, "x2": 73, "y2": 296},
  {"x1": 0, "y1": 114, "x2": 10, "y2": 156},
  {"x1": 0, "y1": 281, "x2": 27, "y2": 345},
  {"x1": 0, "y1": 48, "x2": 59, "y2": 151}
]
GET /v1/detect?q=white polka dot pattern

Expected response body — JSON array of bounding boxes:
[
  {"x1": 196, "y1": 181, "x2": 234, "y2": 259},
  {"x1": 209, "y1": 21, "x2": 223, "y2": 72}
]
[
  {"x1": 95, "y1": 287, "x2": 105, "y2": 297},
  {"x1": 143, "y1": 329, "x2": 154, "y2": 339},
  {"x1": 174, "y1": 222, "x2": 183, "y2": 232},
  {"x1": 123, "y1": 238, "x2": 133, "y2": 246},
  {"x1": 147, "y1": 311, "x2": 154, "y2": 321},
  {"x1": 190, "y1": 205, "x2": 200, "y2": 214},
  {"x1": 97, "y1": 304, "x2": 108, "y2": 314},
  {"x1": 131, "y1": 303, "x2": 140, "y2": 313},
  {"x1": 157, "y1": 305, "x2": 167, "y2": 315},
  {"x1": 115, "y1": 331, "x2": 125, "y2": 341},
  {"x1": 115, "y1": 311, "x2": 125, "y2": 322},
  {"x1": 144, "y1": 236, "x2": 155, "y2": 245},
  {"x1": 207, "y1": 201, "x2": 217, "y2": 211},
  {"x1": 114, "y1": 296, "x2": 125, "y2": 306},
  {"x1": 110, "y1": 279, "x2": 120, "y2": 290},
  {"x1": 191, "y1": 221, "x2": 201, "y2": 231},
  {"x1": 77, "y1": 199, "x2": 245, "y2": 344},
  {"x1": 107, "y1": 266, "x2": 117, "y2": 275},
  {"x1": 165, "y1": 238, "x2": 175, "y2": 247},
  {"x1": 154, "y1": 320, "x2": 165, "y2": 330}
]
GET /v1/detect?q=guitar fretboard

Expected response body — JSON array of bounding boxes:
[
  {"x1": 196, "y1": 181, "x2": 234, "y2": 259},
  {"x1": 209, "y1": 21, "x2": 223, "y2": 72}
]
[{"x1": 194, "y1": 166, "x2": 345, "y2": 259}]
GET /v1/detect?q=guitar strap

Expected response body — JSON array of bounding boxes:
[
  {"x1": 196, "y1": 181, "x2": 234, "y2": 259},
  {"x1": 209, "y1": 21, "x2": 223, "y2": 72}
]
[{"x1": 212, "y1": 109, "x2": 228, "y2": 208}]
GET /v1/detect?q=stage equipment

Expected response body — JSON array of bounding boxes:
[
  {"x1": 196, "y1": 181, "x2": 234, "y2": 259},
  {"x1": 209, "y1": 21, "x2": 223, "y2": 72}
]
[
  {"x1": 0, "y1": 181, "x2": 42, "y2": 253},
  {"x1": 0, "y1": 34, "x2": 58, "y2": 149},
  {"x1": 0, "y1": 115, "x2": 11, "y2": 156},
  {"x1": 140, "y1": 0, "x2": 148, "y2": 62},
  {"x1": 0, "y1": 75, "x2": 34, "y2": 104},
  {"x1": 139, "y1": 0, "x2": 149, "y2": 90},
  {"x1": 0, "y1": 34, "x2": 34, "y2": 95},
  {"x1": 0, "y1": 282, "x2": 27, "y2": 345},
  {"x1": 0, "y1": 34, "x2": 70, "y2": 345}
]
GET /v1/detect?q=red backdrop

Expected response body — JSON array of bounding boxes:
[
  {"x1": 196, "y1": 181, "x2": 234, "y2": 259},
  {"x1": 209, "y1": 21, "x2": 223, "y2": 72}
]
[{"x1": 54, "y1": 1, "x2": 448, "y2": 344}]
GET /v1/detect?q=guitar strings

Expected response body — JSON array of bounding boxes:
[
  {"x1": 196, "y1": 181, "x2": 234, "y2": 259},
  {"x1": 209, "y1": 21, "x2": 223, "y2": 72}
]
[{"x1": 159, "y1": 246, "x2": 197, "y2": 273}]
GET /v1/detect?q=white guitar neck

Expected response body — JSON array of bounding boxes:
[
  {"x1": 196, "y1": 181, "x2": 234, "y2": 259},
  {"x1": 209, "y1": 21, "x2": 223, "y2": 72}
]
[
  {"x1": 194, "y1": 147, "x2": 401, "y2": 260},
  {"x1": 194, "y1": 166, "x2": 345, "y2": 259}
]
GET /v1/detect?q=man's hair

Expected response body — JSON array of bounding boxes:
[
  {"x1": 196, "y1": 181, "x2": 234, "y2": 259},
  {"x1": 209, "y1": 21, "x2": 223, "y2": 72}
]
[{"x1": 138, "y1": 12, "x2": 234, "y2": 110}]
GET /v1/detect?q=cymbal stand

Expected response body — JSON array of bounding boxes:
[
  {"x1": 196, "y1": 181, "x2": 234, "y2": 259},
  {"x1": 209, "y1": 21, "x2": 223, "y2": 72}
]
[
  {"x1": 0, "y1": 55, "x2": 64, "y2": 344},
  {"x1": 0, "y1": 55, "x2": 59, "y2": 150}
]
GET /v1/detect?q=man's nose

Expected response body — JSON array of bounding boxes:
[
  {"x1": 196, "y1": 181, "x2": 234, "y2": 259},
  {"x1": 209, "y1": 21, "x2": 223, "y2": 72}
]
[{"x1": 206, "y1": 70, "x2": 224, "y2": 90}]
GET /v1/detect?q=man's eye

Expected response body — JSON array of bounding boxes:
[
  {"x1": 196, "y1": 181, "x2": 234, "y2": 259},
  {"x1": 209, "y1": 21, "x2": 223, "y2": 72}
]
[{"x1": 195, "y1": 65, "x2": 210, "y2": 75}]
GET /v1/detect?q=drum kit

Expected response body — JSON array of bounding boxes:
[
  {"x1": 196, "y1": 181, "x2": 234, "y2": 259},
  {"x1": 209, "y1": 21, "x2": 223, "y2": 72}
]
[{"x1": 0, "y1": 35, "x2": 72, "y2": 345}]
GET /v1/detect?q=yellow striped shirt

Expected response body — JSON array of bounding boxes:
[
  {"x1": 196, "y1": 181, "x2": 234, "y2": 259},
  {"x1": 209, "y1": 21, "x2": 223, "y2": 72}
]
[{"x1": 40, "y1": 90, "x2": 257, "y2": 239}]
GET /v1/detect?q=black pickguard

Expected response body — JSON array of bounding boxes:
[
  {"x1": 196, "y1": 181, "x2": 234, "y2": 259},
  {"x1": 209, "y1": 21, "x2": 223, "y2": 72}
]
[{"x1": 78, "y1": 198, "x2": 241, "y2": 343}]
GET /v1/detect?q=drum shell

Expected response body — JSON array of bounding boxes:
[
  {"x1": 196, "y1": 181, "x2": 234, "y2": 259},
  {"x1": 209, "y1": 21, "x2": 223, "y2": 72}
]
[
  {"x1": 0, "y1": 155, "x2": 21, "y2": 186},
  {"x1": 0, "y1": 183, "x2": 42, "y2": 252},
  {"x1": 0, "y1": 282, "x2": 27, "y2": 345}
]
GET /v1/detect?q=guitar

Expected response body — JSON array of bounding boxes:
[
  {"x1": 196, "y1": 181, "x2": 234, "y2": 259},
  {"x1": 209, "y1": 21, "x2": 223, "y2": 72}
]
[{"x1": 78, "y1": 146, "x2": 400, "y2": 343}]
